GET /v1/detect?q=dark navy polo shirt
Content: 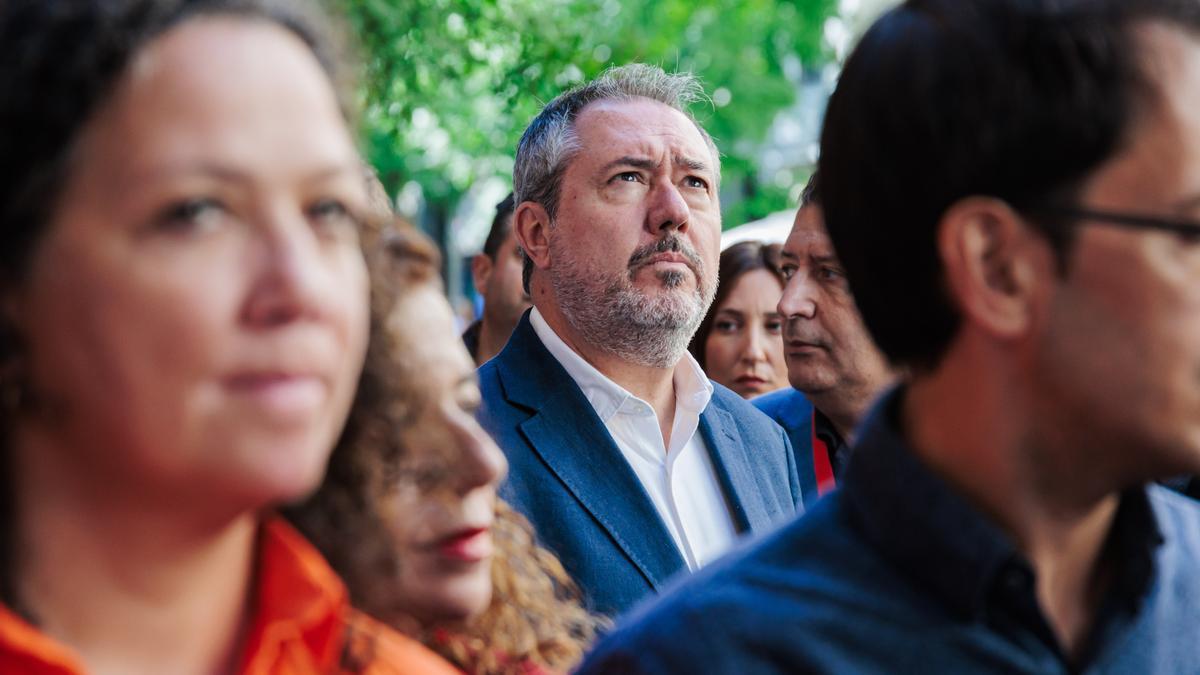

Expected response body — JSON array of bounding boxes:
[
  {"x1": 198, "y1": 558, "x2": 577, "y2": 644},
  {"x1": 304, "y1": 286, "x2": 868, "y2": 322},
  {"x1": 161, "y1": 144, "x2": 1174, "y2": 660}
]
[{"x1": 577, "y1": 388, "x2": 1200, "y2": 674}]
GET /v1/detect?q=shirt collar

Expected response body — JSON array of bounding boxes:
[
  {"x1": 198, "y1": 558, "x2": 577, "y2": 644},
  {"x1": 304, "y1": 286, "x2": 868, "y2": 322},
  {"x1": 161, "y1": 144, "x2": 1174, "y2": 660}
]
[
  {"x1": 530, "y1": 307, "x2": 712, "y2": 422},
  {"x1": 0, "y1": 518, "x2": 351, "y2": 675},
  {"x1": 841, "y1": 386, "x2": 1165, "y2": 621},
  {"x1": 236, "y1": 517, "x2": 349, "y2": 673},
  {"x1": 812, "y1": 408, "x2": 844, "y2": 448}
]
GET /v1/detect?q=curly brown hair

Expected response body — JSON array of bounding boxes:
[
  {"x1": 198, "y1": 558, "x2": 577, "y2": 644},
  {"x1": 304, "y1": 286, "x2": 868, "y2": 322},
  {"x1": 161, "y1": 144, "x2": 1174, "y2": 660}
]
[{"x1": 286, "y1": 212, "x2": 600, "y2": 674}]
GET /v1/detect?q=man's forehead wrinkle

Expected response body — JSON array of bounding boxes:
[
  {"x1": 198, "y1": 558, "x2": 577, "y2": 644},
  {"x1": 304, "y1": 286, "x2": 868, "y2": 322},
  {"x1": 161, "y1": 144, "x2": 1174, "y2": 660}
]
[
  {"x1": 577, "y1": 99, "x2": 712, "y2": 156},
  {"x1": 785, "y1": 230, "x2": 837, "y2": 259},
  {"x1": 675, "y1": 153, "x2": 710, "y2": 173}
]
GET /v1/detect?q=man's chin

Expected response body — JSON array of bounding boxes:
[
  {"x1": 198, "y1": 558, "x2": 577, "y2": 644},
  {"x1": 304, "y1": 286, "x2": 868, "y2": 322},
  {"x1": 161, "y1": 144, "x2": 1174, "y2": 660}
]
[{"x1": 790, "y1": 378, "x2": 838, "y2": 399}]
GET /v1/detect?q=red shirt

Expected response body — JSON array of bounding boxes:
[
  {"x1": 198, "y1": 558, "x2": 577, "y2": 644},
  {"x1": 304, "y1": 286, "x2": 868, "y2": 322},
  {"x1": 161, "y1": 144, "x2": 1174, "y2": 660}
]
[{"x1": 0, "y1": 518, "x2": 458, "y2": 675}]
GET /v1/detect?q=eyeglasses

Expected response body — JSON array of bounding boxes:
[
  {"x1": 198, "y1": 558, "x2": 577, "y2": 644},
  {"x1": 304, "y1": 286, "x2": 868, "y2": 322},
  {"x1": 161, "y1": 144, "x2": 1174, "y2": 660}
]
[{"x1": 1039, "y1": 206, "x2": 1200, "y2": 240}]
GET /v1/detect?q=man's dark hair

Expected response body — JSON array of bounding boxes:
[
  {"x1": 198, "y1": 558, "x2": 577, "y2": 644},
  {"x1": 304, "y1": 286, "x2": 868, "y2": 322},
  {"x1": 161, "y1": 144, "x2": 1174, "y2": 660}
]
[
  {"x1": 799, "y1": 170, "x2": 820, "y2": 209},
  {"x1": 482, "y1": 192, "x2": 516, "y2": 260},
  {"x1": 819, "y1": 0, "x2": 1200, "y2": 373}
]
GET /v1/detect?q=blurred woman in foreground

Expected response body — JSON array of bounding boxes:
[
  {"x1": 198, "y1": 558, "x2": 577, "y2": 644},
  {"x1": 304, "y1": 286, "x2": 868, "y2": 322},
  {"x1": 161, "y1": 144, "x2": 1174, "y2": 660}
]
[
  {"x1": 689, "y1": 241, "x2": 790, "y2": 398},
  {"x1": 0, "y1": 1, "x2": 455, "y2": 672},
  {"x1": 289, "y1": 212, "x2": 599, "y2": 674}
]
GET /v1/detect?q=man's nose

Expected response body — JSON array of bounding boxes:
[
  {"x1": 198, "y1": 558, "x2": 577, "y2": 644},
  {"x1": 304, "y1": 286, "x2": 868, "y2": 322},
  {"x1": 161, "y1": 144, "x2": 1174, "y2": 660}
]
[
  {"x1": 778, "y1": 273, "x2": 817, "y2": 320},
  {"x1": 646, "y1": 181, "x2": 690, "y2": 234}
]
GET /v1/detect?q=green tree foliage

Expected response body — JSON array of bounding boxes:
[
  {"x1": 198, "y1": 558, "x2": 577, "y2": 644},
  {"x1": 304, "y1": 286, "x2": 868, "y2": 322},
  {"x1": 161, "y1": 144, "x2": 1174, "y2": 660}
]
[{"x1": 341, "y1": 0, "x2": 835, "y2": 232}]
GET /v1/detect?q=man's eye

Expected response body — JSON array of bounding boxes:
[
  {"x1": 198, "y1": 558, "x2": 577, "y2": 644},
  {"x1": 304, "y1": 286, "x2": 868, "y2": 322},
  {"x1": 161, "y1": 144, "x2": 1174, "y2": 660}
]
[
  {"x1": 819, "y1": 266, "x2": 844, "y2": 281},
  {"x1": 684, "y1": 176, "x2": 708, "y2": 190},
  {"x1": 613, "y1": 172, "x2": 642, "y2": 184},
  {"x1": 780, "y1": 265, "x2": 797, "y2": 280},
  {"x1": 765, "y1": 319, "x2": 783, "y2": 334}
]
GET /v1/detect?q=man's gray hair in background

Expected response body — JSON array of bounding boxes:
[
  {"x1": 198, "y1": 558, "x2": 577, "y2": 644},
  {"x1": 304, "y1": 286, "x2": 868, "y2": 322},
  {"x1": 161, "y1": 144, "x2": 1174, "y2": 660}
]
[{"x1": 512, "y1": 63, "x2": 722, "y2": 293}]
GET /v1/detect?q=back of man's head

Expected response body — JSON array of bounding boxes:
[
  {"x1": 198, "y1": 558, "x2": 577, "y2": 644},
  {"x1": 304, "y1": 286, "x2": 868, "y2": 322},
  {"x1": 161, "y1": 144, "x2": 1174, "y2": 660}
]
[
  {"x1": 819, "y1": 0, "x2": 1200, "y2": 373},
  {"x1": 482, "y1": 192, "x2": 517, "y2": 260}
]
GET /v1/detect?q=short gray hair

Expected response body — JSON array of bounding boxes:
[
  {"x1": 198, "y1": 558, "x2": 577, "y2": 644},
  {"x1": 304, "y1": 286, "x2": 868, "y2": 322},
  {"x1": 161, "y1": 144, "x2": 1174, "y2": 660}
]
[{"x1": 512, "y1": 63, "x2": 721, "y2": 292}]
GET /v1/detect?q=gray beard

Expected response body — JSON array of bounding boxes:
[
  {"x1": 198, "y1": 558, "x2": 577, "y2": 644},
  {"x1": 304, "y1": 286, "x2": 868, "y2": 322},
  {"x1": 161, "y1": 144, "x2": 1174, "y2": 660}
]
[{"x1": 554, "y1": 264, "x2": 711, "y2": 369}]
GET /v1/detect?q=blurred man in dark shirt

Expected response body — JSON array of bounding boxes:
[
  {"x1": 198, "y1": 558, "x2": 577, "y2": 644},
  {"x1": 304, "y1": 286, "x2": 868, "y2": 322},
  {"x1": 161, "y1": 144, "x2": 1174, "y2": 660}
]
[{"x1": 580, "y1": 1, "x2": 1200, "y2": 672}]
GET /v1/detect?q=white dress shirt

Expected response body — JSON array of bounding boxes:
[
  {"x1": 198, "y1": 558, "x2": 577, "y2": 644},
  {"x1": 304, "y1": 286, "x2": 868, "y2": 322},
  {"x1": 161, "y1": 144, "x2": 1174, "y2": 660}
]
[{"x1": 530, "y1": 308, "x2": 738, "y2": 570}]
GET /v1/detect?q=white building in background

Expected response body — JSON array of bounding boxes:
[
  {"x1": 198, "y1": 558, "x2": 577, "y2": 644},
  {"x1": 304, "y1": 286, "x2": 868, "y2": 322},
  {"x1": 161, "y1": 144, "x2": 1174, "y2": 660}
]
[{"x1": 721, "y1": 0, "x2": 899, "y2": 246}]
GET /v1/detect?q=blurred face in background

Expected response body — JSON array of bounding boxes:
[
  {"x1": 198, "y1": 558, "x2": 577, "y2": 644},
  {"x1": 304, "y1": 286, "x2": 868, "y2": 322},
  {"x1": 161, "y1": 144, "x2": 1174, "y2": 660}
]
[
  {"x1": 473, "y1": 223, "x2": 530, "y2": 331},
  {"x1": 704, "y1": 269, "x2": 788, "y2": 398},
  {"x1": 10, "y1": 18, "x2": 370, "y2": 513},
  {"x1": 381, "y1": 284, "x2": 509, "y2": 625}
]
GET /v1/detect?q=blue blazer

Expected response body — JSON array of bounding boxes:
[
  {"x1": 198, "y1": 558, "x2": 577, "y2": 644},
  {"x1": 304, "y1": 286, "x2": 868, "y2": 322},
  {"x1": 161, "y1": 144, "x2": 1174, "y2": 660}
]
[
  {"x1": 752, "y1": 388, "x2": 819, "y2": 508},
  {"x1": 478, "y1": 313, "x2": 802, "y2": 618}
]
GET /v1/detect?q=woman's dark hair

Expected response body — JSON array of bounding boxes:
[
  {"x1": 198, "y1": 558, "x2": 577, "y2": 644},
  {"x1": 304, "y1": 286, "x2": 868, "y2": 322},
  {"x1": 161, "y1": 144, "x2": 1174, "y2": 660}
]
[
  {"x1": 0, "y1": 0, "x2": 354, "y2": 618},
  {"x1": 819, "y1": 0, "x2": 1200, "y2": 373},
  {"x1": 689, "y1": 240, "x2": 785, "y2": 370}
]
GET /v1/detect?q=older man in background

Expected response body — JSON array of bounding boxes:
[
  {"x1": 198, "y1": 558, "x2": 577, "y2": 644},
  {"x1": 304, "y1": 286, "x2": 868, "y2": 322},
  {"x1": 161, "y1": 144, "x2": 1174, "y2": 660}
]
[
  {"x1": 478, "y1": 64, "x2": 800, "y2": 617},
  {"x1": 754, "y1": 173, "x2": 893, "y2": 506}
]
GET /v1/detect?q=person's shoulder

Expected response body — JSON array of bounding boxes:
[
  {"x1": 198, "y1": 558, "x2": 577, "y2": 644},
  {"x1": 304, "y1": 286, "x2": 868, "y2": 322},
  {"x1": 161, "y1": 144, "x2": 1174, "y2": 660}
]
[
  {"x1": 751, "y1": 388, "x2": 812, "y2": 427},
  {"x1": 577, "y1": 498, "x2": 898, "y2": 672},
  {"x1": 477, "y1": 318, "x2": 553, "y2": 400},
  {"x1": 1148, "y1": 483, "x2": 1200, "y2": 553},
  {"x1": 709, "y1": 382, "x2": 788, "y2": 434},
  {"x1": 579, "y1": 496, "x2": 957, "y2": 673},
  {"x1": 341, "y1": 609, "x2": 460, "y2": 675}
]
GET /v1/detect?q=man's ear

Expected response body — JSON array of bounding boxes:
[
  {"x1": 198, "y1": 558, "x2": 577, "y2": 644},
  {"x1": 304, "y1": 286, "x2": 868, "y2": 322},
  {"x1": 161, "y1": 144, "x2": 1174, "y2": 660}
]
[
  {"x1": 937, "y1": 196, "x2": 1050, "y2": 339},
  {"x1": 513, "y1": 201, "x2": 552, "y2": 273},
  {"x1": 470, "y1": 253, "x2": 493, "y2": 297}
]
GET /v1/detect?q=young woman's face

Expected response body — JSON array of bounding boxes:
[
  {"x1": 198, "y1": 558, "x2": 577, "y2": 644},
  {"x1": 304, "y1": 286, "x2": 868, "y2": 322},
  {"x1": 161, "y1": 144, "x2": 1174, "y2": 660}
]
[
  {"x1": 704, "y1": 269, "x2": 790, "y2": 398},
  {"x1": 381, "y1": 285, "x2": 508, "y2": 626},
  {"x1": 10, "y1": 18, "x2": 370, "y2": 512}
]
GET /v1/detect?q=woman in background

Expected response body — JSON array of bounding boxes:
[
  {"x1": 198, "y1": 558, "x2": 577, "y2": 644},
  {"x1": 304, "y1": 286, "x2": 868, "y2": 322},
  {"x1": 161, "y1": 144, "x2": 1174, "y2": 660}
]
[
  {"x1": 0, "y1": 1, "x2": 455, "y2": 672},
  {"x1": 689, "y1": 240, "x2": 790, "y2": 398},
  {"x1": 289, "y1": 215, "x2": 599, "y2": 675}
]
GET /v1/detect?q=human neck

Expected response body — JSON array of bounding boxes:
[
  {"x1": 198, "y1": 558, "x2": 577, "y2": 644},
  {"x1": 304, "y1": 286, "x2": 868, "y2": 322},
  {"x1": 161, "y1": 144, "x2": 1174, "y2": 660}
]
[
  {"x1": 807, "y1": 385, "x2": 877, "y2": 444},
  {"x1": 537, "y1": 303, "x2": 679, "y2": 445},
  {"x1": 475, "y1": 314, "x2": 517, "y2": 365},
  {"x1": 13, "y1": 428, "x2": 259, "y2": 675},
  {"x1": 902, "y1": 343, "x2": 1120, "y2": 660}
]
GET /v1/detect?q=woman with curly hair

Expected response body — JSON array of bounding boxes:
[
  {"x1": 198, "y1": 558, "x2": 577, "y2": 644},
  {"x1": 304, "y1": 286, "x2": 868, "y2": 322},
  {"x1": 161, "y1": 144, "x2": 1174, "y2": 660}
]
[
  {"x1": 288, "y1": 210, "x2": 600, "y2": 674},
  {"x1": 0, "y1": 1, "x2": 457, "y2": 672}
]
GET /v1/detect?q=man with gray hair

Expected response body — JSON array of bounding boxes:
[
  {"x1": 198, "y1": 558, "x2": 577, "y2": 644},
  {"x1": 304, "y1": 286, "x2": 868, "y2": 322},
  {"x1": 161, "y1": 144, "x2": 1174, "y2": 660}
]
[{"x1": 478, "y1": 64, "x2": 801, "y2": 617}]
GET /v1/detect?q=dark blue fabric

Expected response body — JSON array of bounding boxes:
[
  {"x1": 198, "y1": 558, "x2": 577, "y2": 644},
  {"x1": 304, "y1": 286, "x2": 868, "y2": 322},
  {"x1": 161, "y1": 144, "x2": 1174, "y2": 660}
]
[
  {"x1": 752, "y1": 388, "x2": 818, "y2": 507},
  {"x1": 578, "y1": 388, "x2": 1200, "y2": 674},
  {"x1": 478, "y1": 312, "x2": 802, "y2": 619}
]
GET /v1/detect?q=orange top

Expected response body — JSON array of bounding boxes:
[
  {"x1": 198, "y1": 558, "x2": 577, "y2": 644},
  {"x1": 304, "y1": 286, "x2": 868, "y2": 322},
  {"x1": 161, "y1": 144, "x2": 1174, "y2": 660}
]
[{"x1": 0, "y1": 518, "x2": 459, "y2": 675}]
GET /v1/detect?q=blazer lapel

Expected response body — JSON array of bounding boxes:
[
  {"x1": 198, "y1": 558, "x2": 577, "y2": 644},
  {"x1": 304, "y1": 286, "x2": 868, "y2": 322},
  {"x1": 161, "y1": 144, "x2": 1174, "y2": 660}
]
[
  {"x1": 496, "y1": 316, "x2": 687, "y2": 590},
  {"x1": 699, "y1": 404, "x2": 774, "y2": 533}
]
